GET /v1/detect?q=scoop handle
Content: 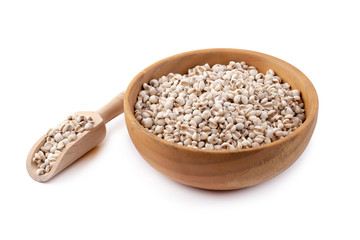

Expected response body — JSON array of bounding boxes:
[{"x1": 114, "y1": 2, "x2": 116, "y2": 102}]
[{"x1": 97, "y1": 92, "x2": 125, "y2": 124}]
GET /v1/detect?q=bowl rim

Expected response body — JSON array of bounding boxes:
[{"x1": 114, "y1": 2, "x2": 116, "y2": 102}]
[{"x1": 124, "y1": 48, "x2": 319, "y2": 154}]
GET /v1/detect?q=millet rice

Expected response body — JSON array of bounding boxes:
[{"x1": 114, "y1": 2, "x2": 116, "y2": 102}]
[{"x1": 134, "y1": 61, "x2": 305, "y2": 150}]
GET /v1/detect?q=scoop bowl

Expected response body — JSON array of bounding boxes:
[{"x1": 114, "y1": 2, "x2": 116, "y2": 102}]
[
  {"x1": 27, "y1": 92, "x2": 125, "y2": 182},
  {"x1": 26, "y1": 111, "x2": 106, "y2": 182}
]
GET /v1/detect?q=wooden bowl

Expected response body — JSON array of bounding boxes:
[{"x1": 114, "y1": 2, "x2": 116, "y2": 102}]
[{"x1": 124, "y1": 48, "x2": 318, "y2": 190}]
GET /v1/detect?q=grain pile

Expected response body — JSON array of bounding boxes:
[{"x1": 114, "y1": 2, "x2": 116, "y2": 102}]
[
  {"x1": 32, "y1": 115, "x2": 94, "y2": 175},
  {"x1": 135, "y1": 61, "x2": 305, "y2": 150}
]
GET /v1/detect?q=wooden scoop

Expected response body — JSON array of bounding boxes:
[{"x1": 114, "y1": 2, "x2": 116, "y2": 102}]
[{"x1": 26, "y1": 92, "x2": 125, "y2": 182}]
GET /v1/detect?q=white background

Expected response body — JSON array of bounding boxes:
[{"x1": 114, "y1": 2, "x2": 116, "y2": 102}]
[{"x1": 0, "y1": 0, "x2": 359, "y2": 239}]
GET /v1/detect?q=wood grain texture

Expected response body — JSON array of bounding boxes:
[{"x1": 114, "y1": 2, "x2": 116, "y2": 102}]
[{"x1": 124, "y1": 48, "x2": 319, "y2": 190}]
